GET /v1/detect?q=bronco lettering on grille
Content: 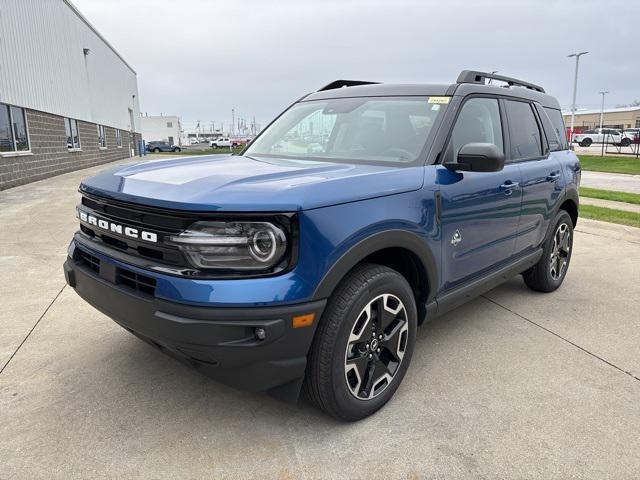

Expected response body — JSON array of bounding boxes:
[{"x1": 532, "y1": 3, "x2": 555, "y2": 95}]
[{"x1": 77, "y1": 209, "x2": 158, "y2": 243}]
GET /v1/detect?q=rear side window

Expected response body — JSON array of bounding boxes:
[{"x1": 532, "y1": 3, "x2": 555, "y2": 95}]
[
  {"x1": 534, "y1": 104, "x2": 560, "y2": 152},
  {"x1": 544, "y1": 107, "x2": 568, "y2": 150},
  {"x1": 505, "y1": 100, "x2": 542, "y2": 161}
]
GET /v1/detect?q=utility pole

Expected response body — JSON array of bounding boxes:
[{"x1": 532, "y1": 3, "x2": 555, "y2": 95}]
[
  {"x1": 231, "y1": 108, "x2": 235, "y2": 136},
  {"x1": 568, "y1": 51, "x2": 588, "y2": 148},
  {"x1": 598, "y1": 91, "x2": 609, "y2": 129}
]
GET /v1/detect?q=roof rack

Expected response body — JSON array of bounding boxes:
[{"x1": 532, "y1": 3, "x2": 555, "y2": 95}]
[
  {"x1": 457, "y1": 70, "x2": 545, "y2": 93},
  {"x1": 317, "y1": 80, "x2": 380, "y2": 92}
]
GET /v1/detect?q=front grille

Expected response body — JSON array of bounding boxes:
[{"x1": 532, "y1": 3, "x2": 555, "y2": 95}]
[
  {"x1": 78, "y1": 250, "x2": 100, "y2": 273},
  {"x1": 78, "y1": 194, "x2": 191, "y2": 267},
  {"x1": 117, "y1": 268, "x2": 157, "y2": 296}
]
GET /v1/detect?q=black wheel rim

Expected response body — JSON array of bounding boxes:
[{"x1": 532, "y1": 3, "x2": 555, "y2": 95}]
[
  {"x1": 344, "y1": 294, "x2": 409, "y2": 400},
  {"x1": 550, "y1": 222, "x2": 571, "y2": 281}
]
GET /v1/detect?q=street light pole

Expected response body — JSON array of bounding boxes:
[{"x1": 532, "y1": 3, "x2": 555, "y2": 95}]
[
  {"x1": 568, "y1": 51, "x2": 588, "y2": 149},
  {"x1": 598, "y1": 91, "x2": 609, "y2": 129}
]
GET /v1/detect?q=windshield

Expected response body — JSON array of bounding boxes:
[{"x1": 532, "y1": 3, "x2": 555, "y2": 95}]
[{"x1": 245, "y1": 97, "x2": 447, "y2": 165}]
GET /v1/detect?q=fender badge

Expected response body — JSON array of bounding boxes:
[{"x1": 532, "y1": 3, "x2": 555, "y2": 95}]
[{"x1": 451, "y1": 229, "x2": 462, "y2": 247}]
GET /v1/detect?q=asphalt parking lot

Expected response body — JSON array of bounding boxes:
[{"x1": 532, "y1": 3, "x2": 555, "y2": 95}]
[{"x1": 1, "y1": 158, "x2": 639, "y2": 479}]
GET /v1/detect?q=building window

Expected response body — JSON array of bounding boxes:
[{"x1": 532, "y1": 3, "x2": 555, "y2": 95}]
[
  {"x1": 0, "y1": 103, "x2": 30, "y2": 153},
  {"x1": 115, "y1": 129, "x2": 122, "y2": 147},
  {"x1": 636, "y1": 119, "x2": 640, "y2": 128},
  {"x1": 64, "y1": 118, "x2": 80, "y2": 149},
  {"x1": 97, "y1": 125, "x2": 106, "y2": 148},
  {"x1": 167, "y1": 121, "x2": 173, "y2": 128}
]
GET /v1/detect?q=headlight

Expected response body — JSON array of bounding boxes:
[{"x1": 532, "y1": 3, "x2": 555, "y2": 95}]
[{"x1": 169, "y1": 221, "x2": 288, "y2": 271}]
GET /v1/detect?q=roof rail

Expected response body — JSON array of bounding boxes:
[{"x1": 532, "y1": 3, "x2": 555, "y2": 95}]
[
  {"x1": 317, "y1": 80, "x2": 380, "y2": 92},
  {"x1": 457, "y1": 70, "x2": 545, "y2": 93}
]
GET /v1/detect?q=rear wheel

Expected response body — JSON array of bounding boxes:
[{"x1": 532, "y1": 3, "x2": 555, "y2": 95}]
[
  {"x1": 173, "y1": 147, "x2": 181, "y2": 152},
  {"x1": 304, "y1": 264, "x2": 417, "y2": 421},
  {"x1": 153, "y1": 147, "x2": 161, "y2": 152},
  {"x1": 523, "y1": 210, "x2": 573, "y2": 292},
  {"x1": 211, "y1": 144, "x2": 218, "y2": 149},
  {"x1": 579, "y1": 138, "x2": 592, "y2": 147},
  {"x1": 621, "y1": 138, "x2": 631, "y2": 147}
]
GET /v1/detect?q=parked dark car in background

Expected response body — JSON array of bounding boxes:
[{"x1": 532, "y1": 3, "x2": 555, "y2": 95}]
[{"x1": 145, "y1": 141, "x2": 181, "y2": 153}]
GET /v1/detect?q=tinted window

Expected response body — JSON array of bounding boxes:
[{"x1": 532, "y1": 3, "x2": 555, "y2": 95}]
[
  {"x1": 10, "y1": 106, "x2": 29, "y2": 151},
  {"x1": 448, "y1": 97, "x2": 503, "y2": 162},
  {"x1": 534, "y1": 104, "x2": 559, "y2": 151},
  {"x1": 544, "y1": 108, "x2": 568, "y2": 150},
  {"x1": 505, "y1": 100, "x2": 542, "y2": 160},
  {"x1": 0, "y1": 104, "x2": 11, "y2": 152}
]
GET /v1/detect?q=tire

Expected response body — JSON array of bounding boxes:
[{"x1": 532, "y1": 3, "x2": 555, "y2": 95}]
[
  {"x1": 304, "y1": 263, "x2": 417, "y2": 421},
  {"x1": 579, "y1": 138, "x2": 592, "y2": 147},
  {"x1": 621, "y1": 138, "x2": 631, "y2": 147},
  {"x1": 153, "y1": 147, "x2": 161, "y2": 153},
  {"x1": 523, "y1": 210, "x2": 574, "y2": 293},
  {"x1": 211, "y1": 144, "x2": 218, "y2": 149},
  {"x1": 173, "y1": 147, "x2": 181, "y2": 152},
  {"x1": 232, "y1": 143, "x2": 239, "y2": 148}
]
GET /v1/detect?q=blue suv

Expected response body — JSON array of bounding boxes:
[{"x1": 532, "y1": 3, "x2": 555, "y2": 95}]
[{"x1": 64, "y1": 71, "x2": 580, "y2": 420}]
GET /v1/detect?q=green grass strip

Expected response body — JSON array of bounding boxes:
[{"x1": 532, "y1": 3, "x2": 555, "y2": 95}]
[
  {"x1": 580, "y1": 187, "x2": 640, "y2": 205},
  {"x1": 580, "y1": 204, "x2": 640, "y2": 228}
]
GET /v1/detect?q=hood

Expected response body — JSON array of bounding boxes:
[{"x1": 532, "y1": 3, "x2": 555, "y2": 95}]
[{"x1": 80, "y1": 155, "x2": 424, "y2": 211}]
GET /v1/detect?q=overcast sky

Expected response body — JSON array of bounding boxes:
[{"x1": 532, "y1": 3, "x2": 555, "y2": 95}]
[{"x1": 73, "y1": 0, "x2": 638, "y2": 131}]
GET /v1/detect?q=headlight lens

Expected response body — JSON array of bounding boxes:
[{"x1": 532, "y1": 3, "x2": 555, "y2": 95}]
[{"x1": 169, "y1": 221, "x2": 287, "y2": 271}]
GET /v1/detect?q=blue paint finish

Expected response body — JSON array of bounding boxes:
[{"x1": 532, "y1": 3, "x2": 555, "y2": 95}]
[
  {"x1": 515, "y1": 152, "x2": 564, "y2": 253},
  {"x1": 437, "y1": 163, "x2": 523, "y2": 290},
  {"x1": 79, "y1": 155, "x2": 425, "y2": 212}
]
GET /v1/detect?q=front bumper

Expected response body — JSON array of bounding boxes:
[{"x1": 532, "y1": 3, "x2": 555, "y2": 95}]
[{"x1": 63, "y1": 246, "x2": 326, "y2": 402}]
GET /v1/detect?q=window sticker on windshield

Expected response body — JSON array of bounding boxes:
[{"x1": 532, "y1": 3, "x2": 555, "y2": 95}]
[{"x1": 428, "y1": 96, "x2": 450, "y2": 104}]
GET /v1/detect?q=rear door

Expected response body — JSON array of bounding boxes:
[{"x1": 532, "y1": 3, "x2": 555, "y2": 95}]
[
  {"x1": 437, "y1": 96, "x2": 522, "y2": 291},
  {"x1": 508, "y1": 100, "x2": 562, "y2": 255}
]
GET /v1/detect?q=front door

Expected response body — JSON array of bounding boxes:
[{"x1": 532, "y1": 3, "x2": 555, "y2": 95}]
[{"x1": 437, "y1": 97, "x2": 522, "y2": 291}]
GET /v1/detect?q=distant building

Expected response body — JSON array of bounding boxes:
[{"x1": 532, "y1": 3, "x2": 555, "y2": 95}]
[
  {"x1": 562, "y1": 106, "x2": 640, "y2": 132},
  {"x1": 141, "y1": 115, "x2": 182, "y2": 146},
  {"x1": 0, "y1": 0, "x2": 142, "y2": 190}
]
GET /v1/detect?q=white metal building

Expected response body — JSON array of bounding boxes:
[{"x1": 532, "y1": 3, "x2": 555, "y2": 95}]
[
  {"x1": 0, "y1": 0, "x2": 142, "y2": 189},
  {"x1": 141, "y1": 115, "x2": 182, "y2": 146}
]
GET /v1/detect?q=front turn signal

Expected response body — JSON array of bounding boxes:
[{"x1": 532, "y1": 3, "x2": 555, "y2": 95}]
[{"x1": 292, "y1": 313, "x2": 315, "y2": 329}]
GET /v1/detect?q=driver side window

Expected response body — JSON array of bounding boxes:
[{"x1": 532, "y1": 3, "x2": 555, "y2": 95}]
[{"x1": 447, "y1": 97, "x2": 504, "y2": 163}]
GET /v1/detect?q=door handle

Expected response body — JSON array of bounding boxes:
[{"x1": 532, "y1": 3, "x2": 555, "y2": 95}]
[
  {"x1": 546, "y1": 172, "x2": 561, "y2": 182},
  {"x1": 500, "y1": 181, "x2": 520, "y2": 195}
]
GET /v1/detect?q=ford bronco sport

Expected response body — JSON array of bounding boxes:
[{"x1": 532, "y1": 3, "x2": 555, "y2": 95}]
[{"x1": 64, "y1": 71, "x2": 580, "y2": 421}]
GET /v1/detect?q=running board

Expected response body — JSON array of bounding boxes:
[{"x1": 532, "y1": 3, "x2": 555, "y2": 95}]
[{"x1": 425, "y1": 249, "x2": 543, "y2": 321}]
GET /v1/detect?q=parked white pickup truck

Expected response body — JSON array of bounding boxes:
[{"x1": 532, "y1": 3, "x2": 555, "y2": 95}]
[
  {"x1": 574, "y1": 128, "x2": 631, "y2": 147},
  {"x1": 210, "y1": 137, "x2": 241, "y2": 148}
]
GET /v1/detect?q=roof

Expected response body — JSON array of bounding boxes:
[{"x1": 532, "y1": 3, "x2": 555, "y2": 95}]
[
  {"x1": 304, "y1": 81, "x2": 561, "y2": 109},
  {"x1": 561, "y1": 106, "x2": 640, "y2": 116},
  {"x1": 63, "y1": 0, "x2": 136, "y2": 75}
]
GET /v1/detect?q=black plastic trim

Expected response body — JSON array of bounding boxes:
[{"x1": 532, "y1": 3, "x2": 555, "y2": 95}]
[
  {"x1": 311, "y1": 230, "x2": 438, "y2": 302},
  {"x1": 432, "y1": 248, "x2": 543, "y2": 319}
]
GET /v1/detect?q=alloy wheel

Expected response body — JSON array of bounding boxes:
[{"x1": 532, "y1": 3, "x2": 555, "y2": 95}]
[
  {"x1": 344, "y1": 294, "x2": 409, "y2": 400},
  {"x1": 550, "y1": 222, "x2": 571, "y2": 281}
]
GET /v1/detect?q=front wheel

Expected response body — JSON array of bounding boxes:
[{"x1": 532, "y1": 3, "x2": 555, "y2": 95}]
[
  {"x1": 621, "y1": 138, "x2": 631, "y2": 147},
  {"x1": 579, "y1": 138, "x2": 592, "y2": 147},
  {"x1": 173, "y1": 147, "x2": 181, "y2": 152},
  {"x1": 153, "y1": 147, "x2": 161, "y2": 152},
  {"x1": 523, "y1": 210, "x2": 574, "y2": 292},
  {"x1": 304, "y1": 264, "x2": 417, "y2": 421}
]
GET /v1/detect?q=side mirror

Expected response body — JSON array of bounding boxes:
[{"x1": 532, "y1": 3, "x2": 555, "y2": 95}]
[{"x1": 444, "y1": 142, "x2": 505, "y2": 172}]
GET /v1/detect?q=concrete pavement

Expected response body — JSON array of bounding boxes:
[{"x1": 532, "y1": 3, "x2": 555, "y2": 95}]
[
  {"x1": 581, "y1": 170, "x2": 640, "y2": 194},
  {"x1": 580, "y1": 196, "x2": 640, "y2": 213},
  {"x1": 1, "y1": 160, "x2": 639, "y2": 479}
]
